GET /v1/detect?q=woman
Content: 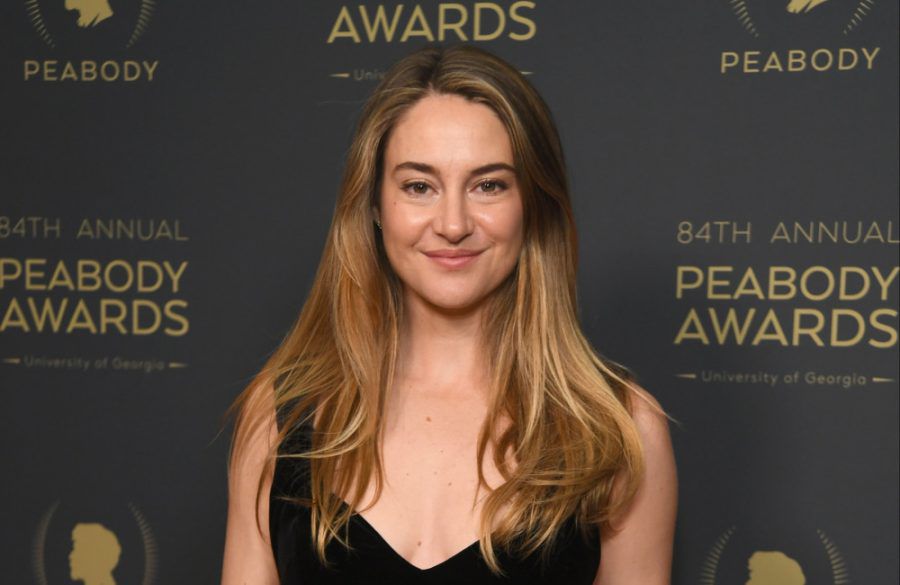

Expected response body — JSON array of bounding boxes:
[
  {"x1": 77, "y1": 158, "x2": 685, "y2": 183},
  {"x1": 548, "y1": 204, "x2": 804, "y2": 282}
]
[{"x1": 222, "y1": 43, "x2": 677, "y2": 584}]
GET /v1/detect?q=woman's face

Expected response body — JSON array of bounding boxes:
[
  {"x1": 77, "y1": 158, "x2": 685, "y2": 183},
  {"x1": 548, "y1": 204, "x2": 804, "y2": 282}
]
[{"x1": 376, "y1": 93, "x2": 524, "y2": 313}]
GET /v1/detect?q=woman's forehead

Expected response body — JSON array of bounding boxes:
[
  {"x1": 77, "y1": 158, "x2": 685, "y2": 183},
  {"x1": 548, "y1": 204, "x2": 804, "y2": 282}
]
[{"x1": 384, "y1": 94, "x2": 513, "y2": 170}]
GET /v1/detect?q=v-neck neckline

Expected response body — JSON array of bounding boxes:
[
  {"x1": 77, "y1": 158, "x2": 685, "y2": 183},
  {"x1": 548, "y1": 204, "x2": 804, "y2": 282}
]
[
  {"x1": 340, "y1": 500, "x2": 482, "y2": 573},
  {"x1": 295, "y1": 414, "x2": 486, "y2": 573}
]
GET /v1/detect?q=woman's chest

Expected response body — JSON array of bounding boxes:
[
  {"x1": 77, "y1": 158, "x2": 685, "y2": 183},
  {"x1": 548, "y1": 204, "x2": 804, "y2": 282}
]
[{"x1": 346, "y1": 401, "x2": 512, "y2": 570}]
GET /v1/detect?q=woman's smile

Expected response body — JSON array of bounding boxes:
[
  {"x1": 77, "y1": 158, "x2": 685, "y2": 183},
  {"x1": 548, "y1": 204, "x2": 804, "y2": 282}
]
[{"x1": 422, "y1": 248, "x2": 485, "y2": 269}]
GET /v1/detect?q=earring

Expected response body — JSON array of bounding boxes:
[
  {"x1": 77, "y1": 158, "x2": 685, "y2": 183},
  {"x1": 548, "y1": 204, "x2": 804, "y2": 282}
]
[{"x1": 375, "y1": 218, "x2": 382, "y2": 230}]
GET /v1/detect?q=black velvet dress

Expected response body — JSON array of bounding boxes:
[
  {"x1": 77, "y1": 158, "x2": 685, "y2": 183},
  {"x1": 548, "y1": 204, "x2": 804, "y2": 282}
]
[{"x1": 269, "y1": 414, "x2": 601, "y2": 584}]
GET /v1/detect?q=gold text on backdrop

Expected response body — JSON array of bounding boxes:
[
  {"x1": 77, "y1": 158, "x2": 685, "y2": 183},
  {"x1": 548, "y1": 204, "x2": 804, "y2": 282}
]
[
  {"x1": 326, "y1": 2, "x2": 537, "y2": 43},
  {"x1": 23, "y1": 60, "x2": 160, "y2": 82}
]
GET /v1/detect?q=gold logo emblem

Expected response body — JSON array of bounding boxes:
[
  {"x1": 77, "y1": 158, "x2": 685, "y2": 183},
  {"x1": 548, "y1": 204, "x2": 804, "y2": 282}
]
[
  {"x1": 726, "y1": 0, "x2": 876, "y2": 38},
  {"x1": 785, "y1": 0, "x2": 831, "y2": 14},
  {"x1": 745, "y1": 551, "x2": 807, "y2": 584},
  {"x1": 33, "y1": 501, "x2": 158, "y2": 585},
  {"x1": 24, "y1": 0, "x2": 155, "y2": 49},
  {"x1": 64, "y1": 0, "x2": 113, "y2": 28},
  {"x1": 69, "y1": 523, "x2": 122, "y2": 585},
  {"x1": 719, "y1": 0, "x2": 881, "y2": 73},
  {"x1": 700, "y1": 526, "x2": 850, "y2": 585}
]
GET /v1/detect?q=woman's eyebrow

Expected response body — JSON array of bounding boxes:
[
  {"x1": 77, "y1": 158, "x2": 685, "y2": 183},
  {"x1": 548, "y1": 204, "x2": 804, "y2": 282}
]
[{"x1": 392, "y1": 161, "x2": 516, "y2": 177}]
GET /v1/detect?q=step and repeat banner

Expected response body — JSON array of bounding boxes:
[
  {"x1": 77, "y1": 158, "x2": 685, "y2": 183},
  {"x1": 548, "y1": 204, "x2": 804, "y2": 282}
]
[{"x1": 1, "y1": 1, "x2": 897, "y2": 584}]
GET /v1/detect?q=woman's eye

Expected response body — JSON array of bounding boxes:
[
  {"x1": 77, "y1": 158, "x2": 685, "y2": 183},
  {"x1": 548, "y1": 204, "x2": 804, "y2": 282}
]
[
  {"x1": 403, "y1": 181, "x2": 430, "y2": 196},
  {"x1": 477, "y1": 179, "x2": 507, "y2": 194}
]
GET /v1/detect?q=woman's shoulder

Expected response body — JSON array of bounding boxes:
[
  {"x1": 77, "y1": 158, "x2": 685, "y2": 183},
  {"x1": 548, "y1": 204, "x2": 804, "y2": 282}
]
[
  {"x1": 628, "y1": 381, "x2": 662, "y2": 410},
  {"x1": 237, "y1": 371, "x2": 311, "y2": 445},
  {"x1": 598, "y1": 380, "x2": 677, "y2": 582},
  {"x1": 624, "y1": 382, "x2": 673, "y2": 446},
  {"x1": 222, "y1": 375, "x2": 281, "y2": 584}
]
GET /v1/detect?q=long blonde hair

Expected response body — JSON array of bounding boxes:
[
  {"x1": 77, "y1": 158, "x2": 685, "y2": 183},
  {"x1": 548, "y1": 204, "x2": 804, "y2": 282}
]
[{"x1": 229, "y1": 42, "x2": 663, "y2": 574}]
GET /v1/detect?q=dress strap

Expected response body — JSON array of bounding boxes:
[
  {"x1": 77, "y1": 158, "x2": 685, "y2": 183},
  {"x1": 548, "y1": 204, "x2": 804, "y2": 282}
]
[{"x1": 272, "y1": 401, "x2": 314, "y2": 499}]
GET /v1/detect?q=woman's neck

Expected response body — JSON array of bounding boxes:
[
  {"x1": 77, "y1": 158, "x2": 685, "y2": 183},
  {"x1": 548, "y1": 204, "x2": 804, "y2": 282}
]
[{"x1": 394, "y1": 289, "x2": 490, "y2": 396}]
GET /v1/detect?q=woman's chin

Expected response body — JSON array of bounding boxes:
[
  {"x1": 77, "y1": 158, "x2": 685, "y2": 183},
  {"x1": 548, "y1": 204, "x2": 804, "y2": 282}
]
[{"x1": 414, "y1": 291, "x2": 489, "y2": 315}]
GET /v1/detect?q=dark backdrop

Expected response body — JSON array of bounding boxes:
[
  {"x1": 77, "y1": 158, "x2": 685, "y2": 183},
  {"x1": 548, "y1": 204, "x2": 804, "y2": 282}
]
[{"x1": 2, "y1": 1, "x2": 897, "y2": 583}]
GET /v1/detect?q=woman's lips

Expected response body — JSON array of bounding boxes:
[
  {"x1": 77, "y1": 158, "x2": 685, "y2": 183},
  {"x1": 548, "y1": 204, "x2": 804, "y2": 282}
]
[{"x1": 423, "y1": 250, "x2": 484, "y2": 269}]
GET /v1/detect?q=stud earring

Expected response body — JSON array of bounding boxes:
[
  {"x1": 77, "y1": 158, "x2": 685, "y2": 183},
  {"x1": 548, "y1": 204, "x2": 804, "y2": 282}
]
[{"x1": 375, "y1": 218, "x2": 382, "y2": 230}]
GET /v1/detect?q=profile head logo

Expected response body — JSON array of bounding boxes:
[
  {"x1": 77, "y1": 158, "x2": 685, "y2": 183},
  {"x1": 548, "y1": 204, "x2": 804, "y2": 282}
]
[
  {"x1": 69, "y1": 523, "x2": 122, "y2": 585},
  {"x1": 786, "y1": 0, "x2": 831, "y2": 14},
  {"x1": 745, "y1": 550, "x2": 806, "y2": 584},
  {"x1": 700, "y1": 525, "x2": 850, "y2": 585},
  {"x1": 33, "y1": 500, "x2": 157, "y2": 585},
  {"x1": 65, "y1": 0, "x2": 113, "y2": 28},
  {"x1": 24, "y1": 0, "x2": 155, "y2": 49},
  {"x1": 726, "y1": 0, "x2": 877, "y2": 38}
]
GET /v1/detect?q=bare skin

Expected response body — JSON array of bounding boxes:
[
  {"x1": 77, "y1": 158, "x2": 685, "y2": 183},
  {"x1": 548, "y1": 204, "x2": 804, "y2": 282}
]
[
  {"x1": 221, "y1": 93, "x2": 677, "y2": 584},
  {"x1": 354, "y1": 93, "x2": 524, "y2": 569}
]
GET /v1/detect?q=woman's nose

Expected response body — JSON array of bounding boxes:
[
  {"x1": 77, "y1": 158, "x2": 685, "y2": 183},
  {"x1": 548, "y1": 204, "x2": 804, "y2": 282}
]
[{"x1": 433, "y1": 189, "x2": 473, "y2": 242}]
